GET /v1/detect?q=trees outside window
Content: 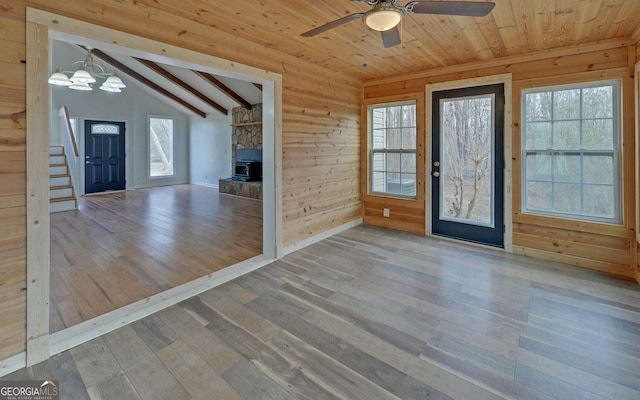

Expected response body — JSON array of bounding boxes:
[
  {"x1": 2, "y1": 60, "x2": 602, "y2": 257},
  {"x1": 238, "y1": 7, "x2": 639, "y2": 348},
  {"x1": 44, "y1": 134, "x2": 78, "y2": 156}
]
[
  {"x1": 522, "y1": 81, "x2": 620, "y2": 222},
  {"x1": 440, "y1": 95, "x2": 493, "y2": 224},
  {"x1": 369, "y1": 102, "x2": 417, "y2": 197},
  {"x1": 149, "y1": 116, "x2": 175, "y2": 177}
]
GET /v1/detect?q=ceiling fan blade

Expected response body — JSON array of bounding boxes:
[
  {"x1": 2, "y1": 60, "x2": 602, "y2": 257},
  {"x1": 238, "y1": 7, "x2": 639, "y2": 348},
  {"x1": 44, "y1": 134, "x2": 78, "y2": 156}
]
[
  {"x1": 381, "y1": 26, "x2": 402, "y2": 48},
  {"x1": 301, "y1": 13, "x2": 365, "y2": 37},
  {"x1": 406, "y1": 1, "x2": 495, "y2": 17}
]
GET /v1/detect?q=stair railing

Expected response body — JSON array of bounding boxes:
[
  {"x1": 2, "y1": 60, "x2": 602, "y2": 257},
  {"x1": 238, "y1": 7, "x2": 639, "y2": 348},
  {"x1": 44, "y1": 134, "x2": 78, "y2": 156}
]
[{"x1": 59, "y1": 106, "x2": 80, "y2": 201}]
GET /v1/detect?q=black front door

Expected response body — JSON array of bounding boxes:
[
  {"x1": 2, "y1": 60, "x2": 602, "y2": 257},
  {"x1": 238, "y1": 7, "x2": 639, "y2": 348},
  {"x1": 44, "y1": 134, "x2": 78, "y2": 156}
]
[
  {"x1": 431, "y1": 84, "x2": 505, "y2": 247},
  {"x1": 84, "y1": 120, "x2": 126, "y2": 194}
]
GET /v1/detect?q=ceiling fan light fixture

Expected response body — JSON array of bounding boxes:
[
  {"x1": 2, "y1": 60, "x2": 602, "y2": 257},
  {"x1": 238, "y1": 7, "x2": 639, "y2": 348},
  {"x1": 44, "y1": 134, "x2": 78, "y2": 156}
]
[
  {"x1": 301, "y1": 1, "x2": 496, "y2": 48},
  {"x1": 365, "y1": 9, "x2": 402, "y2": 31}
]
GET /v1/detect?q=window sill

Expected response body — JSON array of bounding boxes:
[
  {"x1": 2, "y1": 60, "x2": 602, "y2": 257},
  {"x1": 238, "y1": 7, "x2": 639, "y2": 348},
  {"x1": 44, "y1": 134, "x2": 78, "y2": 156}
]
[{"x1": 514, "y1": 211, "x2": 630, "y2": 237}]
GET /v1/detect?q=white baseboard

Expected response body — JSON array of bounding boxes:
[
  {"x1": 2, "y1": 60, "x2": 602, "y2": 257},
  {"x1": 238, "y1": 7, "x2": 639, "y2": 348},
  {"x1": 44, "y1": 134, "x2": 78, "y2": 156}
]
[
  {"x1": 49, "y1": 254, "x2": 274, "y2": 357},
  {"x1": 0, "y1": 352, "x2": 26, "y2": 377},
  {"x1": 283, "y1": 218, "x2": 363, "y2": 256},
  {"x1": 133, "y1": 180, "x2": 190, "y2": 190},
  {"x1": 190, "y1": 180, "x2": 220, "y2": 189}
]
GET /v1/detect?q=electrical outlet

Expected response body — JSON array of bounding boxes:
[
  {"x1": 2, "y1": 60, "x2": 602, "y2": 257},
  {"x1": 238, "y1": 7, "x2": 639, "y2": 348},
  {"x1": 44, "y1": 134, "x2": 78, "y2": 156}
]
[{"x1": 383, "y1": 208, "x2": 390, "y2": 217}]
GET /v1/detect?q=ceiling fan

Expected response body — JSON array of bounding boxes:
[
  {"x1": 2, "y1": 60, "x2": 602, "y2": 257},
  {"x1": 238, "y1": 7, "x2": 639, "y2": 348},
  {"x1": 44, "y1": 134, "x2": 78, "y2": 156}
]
[{"x1": 301, "y1": 0, "x2": 496, "y2": 48}]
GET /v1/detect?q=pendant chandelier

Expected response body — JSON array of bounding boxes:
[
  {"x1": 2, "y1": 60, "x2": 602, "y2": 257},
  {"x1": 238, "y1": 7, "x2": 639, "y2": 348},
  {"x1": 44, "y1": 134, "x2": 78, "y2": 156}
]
[{"x1": 48, "y1": 48, "x2": 127, "y2": 93}]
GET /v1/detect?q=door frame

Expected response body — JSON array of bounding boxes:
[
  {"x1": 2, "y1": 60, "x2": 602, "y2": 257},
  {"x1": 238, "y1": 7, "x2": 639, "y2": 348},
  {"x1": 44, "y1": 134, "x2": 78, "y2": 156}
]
[
  {"x1": 425, "y1": 74, "x2": 513, "y2": 252},
  {"x1": 82, "y1": 119, "x2": 129, "y2": 195},
  {"x1": 25, "y1": 7, "x2": 283, "y2": 368}
]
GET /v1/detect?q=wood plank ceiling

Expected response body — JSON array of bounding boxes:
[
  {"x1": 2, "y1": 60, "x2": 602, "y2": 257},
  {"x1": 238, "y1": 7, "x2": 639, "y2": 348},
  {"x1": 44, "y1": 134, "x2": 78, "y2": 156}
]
[{"x1": 129, "y1": 0, "x2": 640, "y2": 81}]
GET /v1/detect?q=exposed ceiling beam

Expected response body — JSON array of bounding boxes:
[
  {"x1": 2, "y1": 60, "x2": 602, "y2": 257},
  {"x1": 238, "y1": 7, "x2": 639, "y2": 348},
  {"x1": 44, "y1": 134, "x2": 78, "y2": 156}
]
[
  {"x1": 194, "y1": 71, "x2": 253, "y2": 110},
  {"x1": 87, "y1": 48, "x2": 209, "y2": 118},
  {"x1": 134, "y1": 58, "x2": 228, "y2": 116}
]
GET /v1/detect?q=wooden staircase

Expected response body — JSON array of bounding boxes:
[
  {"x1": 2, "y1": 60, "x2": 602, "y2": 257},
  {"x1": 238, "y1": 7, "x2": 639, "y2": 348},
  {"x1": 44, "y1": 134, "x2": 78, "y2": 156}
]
[{"x1": 49, "y1": 145, "x2": 77, "y2": 213}]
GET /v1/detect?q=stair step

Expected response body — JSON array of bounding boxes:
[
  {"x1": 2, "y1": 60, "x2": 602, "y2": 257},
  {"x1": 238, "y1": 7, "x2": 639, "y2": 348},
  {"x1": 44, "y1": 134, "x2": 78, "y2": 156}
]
[
  {"x1": 48, "y1": 146, "x2": 76, "y2": 213},
  {"x1": 50, "y1": 184, "x2": 73, "y2": 190},
  {"x1": 50, "y1": 176, "x2": 71, "y2": 187},
  {"x1": 49, "y1": 146, "x2": 64, "y2": 156},
  {"x1": 49, "y1": 165, "x2": 68, "y2": 175},
  {"x1": 50, "y1": 187, "x2": 74, "y2": 199},
  {"x1": 49, "y1": 155, "x2": 67, "y2": 165},
  {"x1": 50, "y1": 195, "x2": 76, "y2": 203},
  {"x1": 50, "y1": 198, "x2": 77, "y2": 213}
]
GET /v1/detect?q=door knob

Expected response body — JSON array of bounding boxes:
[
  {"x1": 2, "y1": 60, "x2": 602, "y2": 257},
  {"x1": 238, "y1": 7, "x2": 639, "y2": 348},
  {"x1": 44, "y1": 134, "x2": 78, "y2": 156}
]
[{"x1": 432, "y1": 171, "x2": 440, "y2": 177}]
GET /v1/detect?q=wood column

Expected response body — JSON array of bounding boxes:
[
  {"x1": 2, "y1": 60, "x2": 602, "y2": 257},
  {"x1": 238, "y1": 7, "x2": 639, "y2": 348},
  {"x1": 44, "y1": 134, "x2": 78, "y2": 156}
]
[{"x1": 26, "y1": 20, "x2": 50, "y2": 366}]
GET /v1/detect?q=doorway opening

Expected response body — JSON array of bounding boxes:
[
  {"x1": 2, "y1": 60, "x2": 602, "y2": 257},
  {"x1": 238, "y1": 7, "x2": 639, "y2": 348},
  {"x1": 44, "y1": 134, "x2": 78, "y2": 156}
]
[
  {"x1": 431, "y1": 84, "x2": 505, "y2": 247},
  {"x1": 26, "y1": 8, "x2": 282, "y2": 364},
  {"x1": 425, "y1": 75, "x2": 513, "y2": 251},
  {"x1": 84, "y1": 120, "x2": 126, "y2": 194}
]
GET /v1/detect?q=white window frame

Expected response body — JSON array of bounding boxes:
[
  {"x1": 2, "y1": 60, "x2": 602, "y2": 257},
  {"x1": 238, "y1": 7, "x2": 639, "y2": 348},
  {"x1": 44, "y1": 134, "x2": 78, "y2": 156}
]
[
  {"x1": 521, "y1": 80, "x2": 622, "y2": 223},
  {"x1": 148, "y1": 115, "x2": 176, "y2": 178},
  {"x1": 369, "y1": 101, "x2": 417, "y2": 199}
]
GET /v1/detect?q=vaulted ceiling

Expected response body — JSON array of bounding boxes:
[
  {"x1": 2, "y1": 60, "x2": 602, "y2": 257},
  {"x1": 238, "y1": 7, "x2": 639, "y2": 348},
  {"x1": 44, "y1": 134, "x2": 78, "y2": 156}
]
[
  {"x1": 51, "y1": 40, "x2": 263, "y2": 118},
  {"x1": 133, "y1": 0, "x2": 640, "y2": 81}
]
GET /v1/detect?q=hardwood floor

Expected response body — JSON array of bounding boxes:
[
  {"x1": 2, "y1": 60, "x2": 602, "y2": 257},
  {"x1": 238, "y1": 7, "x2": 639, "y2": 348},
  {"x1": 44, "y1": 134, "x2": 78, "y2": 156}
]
[
  {"x1": 49, "y1": 184, "x2": 263, "y2": 332},
  {"x1": 7, "y1": 224, "x2": 640, "y2": 399}
]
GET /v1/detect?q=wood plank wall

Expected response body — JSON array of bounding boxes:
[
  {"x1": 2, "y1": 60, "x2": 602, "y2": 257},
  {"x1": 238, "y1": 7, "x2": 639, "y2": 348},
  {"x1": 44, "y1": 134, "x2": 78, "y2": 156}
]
[
  {"x1": 0, "y1": 1, "x2": 29, "y2": 365},
  {"x1": 0, "y1": 0, "x2": 362, "y2": 363},
  {"x1": 636, "y1": 50, "x2": 640, "y2": 284},
  {"x1": 363, "y1": 38, "x2": 639, "y2": 281},
  {"x1": 361, "y1": 93, "x2": 427, "y2": 235}
]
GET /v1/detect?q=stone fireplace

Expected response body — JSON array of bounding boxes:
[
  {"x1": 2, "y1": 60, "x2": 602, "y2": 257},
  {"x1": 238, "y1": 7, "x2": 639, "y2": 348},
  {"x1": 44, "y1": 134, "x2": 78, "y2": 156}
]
[
  {"x1": 219, "y1": 103, "x2": 263, "y2": 199},
  {"x1": 232, "y1": 103, "x2": 262, "y2": 167}
]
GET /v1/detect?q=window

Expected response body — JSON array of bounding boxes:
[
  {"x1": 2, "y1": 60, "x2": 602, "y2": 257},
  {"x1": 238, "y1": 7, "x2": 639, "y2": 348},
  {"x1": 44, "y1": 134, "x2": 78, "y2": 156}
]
[
  {"x1": 522, "y1": 81, "x2": 620, "y2": 222},
  {"x1": 369, "y1": 102, "x2": 417, "y2": 197},
  {"x1": 91, "y1": 123, "x2": 120, "y2": 135},
  {"x1": 149, "y1": 116, "x2": 175, "y2": 177}
]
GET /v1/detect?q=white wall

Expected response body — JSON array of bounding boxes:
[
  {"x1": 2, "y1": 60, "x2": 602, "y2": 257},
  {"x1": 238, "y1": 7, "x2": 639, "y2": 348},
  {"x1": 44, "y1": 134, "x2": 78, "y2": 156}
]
[
  {"x1": 189, "y1": 113, "x2": 233, "y2": 187},
  {"x1": 49, "y1": 41, "x2": 191, "y2": 192}
]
